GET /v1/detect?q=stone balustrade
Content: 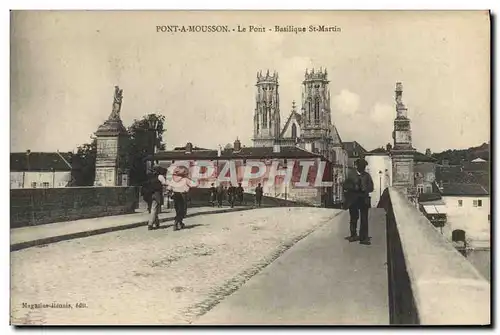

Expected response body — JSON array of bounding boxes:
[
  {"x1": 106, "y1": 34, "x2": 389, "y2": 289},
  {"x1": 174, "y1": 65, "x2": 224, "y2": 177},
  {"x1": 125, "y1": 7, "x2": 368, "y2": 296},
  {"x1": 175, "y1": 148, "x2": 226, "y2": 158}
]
[{"x1": 380, "y1": 187, "x2": 490, "y2": 325}]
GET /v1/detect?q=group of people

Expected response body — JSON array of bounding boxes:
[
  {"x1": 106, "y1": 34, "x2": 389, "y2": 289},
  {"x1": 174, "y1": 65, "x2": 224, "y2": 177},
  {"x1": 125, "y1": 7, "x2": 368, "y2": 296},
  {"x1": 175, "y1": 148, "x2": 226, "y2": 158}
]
[
  {"x1": 140, "y1": 165, "x2": 192, "y2": 231},
  {"x1": 139, "y1": 159, "x2": 372, "y2": 244},
  {"x1": 208, "y1": 182, "x2": 264, "y2": 208},
  {"x1": 140, "y1": 166, "x2": 268, "y2": 231}
]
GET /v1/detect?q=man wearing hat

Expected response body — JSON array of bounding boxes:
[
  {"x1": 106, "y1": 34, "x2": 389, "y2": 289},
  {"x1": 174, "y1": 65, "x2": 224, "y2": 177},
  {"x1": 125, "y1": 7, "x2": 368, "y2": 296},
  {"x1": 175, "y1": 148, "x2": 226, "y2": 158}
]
[
  {"x1": 342, "y1": 158, "x2": 374, "y2": 245},
  {"x1": 148, "y1": 165, "x2": 168, "y2": 230},
  {"x1": 167, "y1": 165, "x2": 195, "y2": 231}
]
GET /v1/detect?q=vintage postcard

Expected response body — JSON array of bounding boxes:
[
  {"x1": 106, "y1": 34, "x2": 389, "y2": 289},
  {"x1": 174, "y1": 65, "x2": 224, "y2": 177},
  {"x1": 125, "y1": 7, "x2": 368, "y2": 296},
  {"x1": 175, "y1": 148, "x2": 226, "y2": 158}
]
[{"x1": 10, "y1": 10, "x2": 490, "y2": 326}]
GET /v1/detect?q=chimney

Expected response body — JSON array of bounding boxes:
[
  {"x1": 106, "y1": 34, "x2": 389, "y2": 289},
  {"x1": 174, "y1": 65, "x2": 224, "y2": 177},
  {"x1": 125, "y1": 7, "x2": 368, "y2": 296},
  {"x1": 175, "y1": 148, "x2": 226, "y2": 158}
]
[
  {"x1": 425, "y1": 148, "x2": 432, "y2": 156},
  {"x1": 386, "y1": 143, "x2": 392, "y2": 152},
  {"x1": 26, "y1": 149, "x2": 31, "y2": 155},
  {"x1": 185, "y1": 142, "x2": 193, "y2": 154},
  {"x1": 234, "y1": 138, "x2": 241, "y2": 151}
]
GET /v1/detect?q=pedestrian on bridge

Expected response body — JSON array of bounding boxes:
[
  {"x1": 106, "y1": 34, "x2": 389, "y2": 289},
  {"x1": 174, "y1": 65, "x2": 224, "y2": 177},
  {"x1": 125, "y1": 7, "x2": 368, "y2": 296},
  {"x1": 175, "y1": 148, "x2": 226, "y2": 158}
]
[
  {"x1": 343, "y1": 158, "x2": 374, "y2": 245},
  {"x1": 167, "y1": 166, "x2": 195, "y2": 231},
  {"x1": 255, "y1": 183, "x2": 263, "y2": 207},
  {"x1": 148, "y1": 166, "x2": 168, "y2": 230},
  {"x1": 216, "y1": 184, "x2": 225, "y2": 207}
]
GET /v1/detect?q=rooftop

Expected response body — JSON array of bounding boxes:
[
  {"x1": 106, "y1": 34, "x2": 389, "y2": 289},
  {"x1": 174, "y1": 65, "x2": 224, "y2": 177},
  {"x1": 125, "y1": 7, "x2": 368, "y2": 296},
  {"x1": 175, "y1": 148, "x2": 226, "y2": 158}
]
[
  {"x1": 440, "y1": 183, "x2": 489, "y2": 196},
  {"x1": 155, "y1": 145, "x2": 325, "y2": 161},
  {"x1": 11, "y1": 152, "x2": 73, "y2": 172}
]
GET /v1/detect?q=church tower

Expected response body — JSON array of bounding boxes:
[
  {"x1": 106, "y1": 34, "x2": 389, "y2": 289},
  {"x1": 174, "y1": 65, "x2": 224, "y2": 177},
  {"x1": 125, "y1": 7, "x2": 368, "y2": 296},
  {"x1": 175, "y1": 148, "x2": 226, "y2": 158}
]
[
  {"x1": 391, "y1": 82, "x2": 416, "y2": 190},
  {"x1": 300, "y1": 68, "x2": 332, "y2": 154},
  {"x1": 252, "y1": 70, "x2": 281, "y2": 147}
]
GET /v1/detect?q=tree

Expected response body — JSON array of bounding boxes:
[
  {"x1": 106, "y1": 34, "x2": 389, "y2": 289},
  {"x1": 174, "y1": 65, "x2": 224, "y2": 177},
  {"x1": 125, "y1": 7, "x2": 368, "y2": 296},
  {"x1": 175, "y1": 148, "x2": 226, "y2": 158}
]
[
  {"x1": 73, "y1": 137, "x2": 97, "y2": 186},
  {"x1": 127, "y1": 114, "x2": 167, "y2": 186}
]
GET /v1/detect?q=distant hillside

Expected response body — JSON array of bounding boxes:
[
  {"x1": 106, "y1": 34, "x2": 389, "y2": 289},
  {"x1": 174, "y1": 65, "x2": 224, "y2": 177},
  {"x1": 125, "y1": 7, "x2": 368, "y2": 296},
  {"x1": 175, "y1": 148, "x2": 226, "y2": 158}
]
[{"x1": 431, "y1": 142, "x2": 490, "y2": 165}]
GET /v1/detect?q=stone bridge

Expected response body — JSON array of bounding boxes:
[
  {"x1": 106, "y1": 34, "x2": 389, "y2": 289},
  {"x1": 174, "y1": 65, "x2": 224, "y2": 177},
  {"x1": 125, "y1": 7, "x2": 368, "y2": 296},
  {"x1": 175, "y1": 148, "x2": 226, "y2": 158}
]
[{"x1": 10, "y1": 187, "x2": 490, "y2": 325}]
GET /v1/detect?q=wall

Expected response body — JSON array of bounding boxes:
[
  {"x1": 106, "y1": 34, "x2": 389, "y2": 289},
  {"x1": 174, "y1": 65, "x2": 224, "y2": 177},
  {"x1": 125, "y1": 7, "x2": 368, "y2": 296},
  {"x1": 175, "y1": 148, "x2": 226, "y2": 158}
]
[
  {"x1": 11, "y1": 186, "x2": 139, "y2": 228},
  {"x1": 442, "y1": 195, "x2": 490, "y2": 242},
  {"x1": 383, "y1": 187, "x2": 490, "y2": 325},
  {"x1": 365, "y1": 154, "x2": 392, "y2": 207},
  {"x1": 10, "y1": 171, "x2": 72, "y2": 189}
]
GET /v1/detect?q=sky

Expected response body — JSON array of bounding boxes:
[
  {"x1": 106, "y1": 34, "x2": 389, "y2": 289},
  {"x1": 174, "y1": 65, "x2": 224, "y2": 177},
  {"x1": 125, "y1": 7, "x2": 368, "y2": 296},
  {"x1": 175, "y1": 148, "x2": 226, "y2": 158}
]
[{"x1": 10, "y1": 10, "x2": 490, "y2": 154}]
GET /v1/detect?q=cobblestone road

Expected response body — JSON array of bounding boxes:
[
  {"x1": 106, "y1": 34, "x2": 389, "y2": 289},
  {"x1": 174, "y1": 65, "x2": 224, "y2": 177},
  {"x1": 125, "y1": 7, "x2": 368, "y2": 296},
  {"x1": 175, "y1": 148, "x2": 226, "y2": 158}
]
[{"x1": 11, "y1": 207, "x2": 341, "y2": 325}]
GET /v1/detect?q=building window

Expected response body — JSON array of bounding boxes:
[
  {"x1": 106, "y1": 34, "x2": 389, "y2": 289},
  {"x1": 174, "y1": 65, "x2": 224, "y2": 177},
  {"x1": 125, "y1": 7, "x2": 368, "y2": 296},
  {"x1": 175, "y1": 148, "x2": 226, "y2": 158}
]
[
  {"x1": 314, "y1": 97, "x2": 320, "y2": 124},
  {"x1": 262, "y1": 106, "x2": 267, "y2": 129},
  {"x1": 42, "y1": 182, "x2": 50, "y2": 188},
  {"x1": 291, "y1": 123, "x2": 297, "y2": 139},
  {"x1": 473, "y1": 200, "x2": 478, "y2": 207},
  {"x1": 458, "y1": 199, "x2": 463, "y2": 207},
  {"x1": 478, "y1": 199, "x2": 483, "y2": 207},
  {"x1": 488, "y1": 214, "x2": 490, "y2": 222},
  {"x1": 417, "y1": 184, "x2": 424, "y2": 194}
]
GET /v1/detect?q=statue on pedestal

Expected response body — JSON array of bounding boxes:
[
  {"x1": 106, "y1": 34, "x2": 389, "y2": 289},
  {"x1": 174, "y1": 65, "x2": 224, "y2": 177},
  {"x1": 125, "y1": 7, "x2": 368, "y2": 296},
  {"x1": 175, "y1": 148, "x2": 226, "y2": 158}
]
[{"x1": 109, "y1": 86, "x2": 123, "y2": 121}]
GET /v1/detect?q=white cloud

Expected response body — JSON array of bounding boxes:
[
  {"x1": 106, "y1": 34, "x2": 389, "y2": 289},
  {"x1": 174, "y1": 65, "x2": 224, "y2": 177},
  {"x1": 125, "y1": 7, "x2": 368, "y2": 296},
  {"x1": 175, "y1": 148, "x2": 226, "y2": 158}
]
[
  {"x1": 332, "y1": 89, "x2": 360, "y2": 115},
  {"x1": 370, "y1": 103, "x2": 394, "y2": 123}
]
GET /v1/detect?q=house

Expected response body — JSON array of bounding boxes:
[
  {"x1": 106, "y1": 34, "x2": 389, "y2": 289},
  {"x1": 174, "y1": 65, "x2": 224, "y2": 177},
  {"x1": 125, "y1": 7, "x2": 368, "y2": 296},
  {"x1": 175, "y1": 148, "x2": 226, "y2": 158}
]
[
  {"x1": 413, "y1": 150, "x2": 438, "y2": 194},
  {"x1": 439, "y1": 183, "x2": 490, "y2": 246},
  {"x1": 364, "y1": 146, "x2": 392, "y2": 208},
  {"x1": 10, "y1": 151, "x2": 73, "y2": 189},
  {"x1": 343, "y1": 141, "x2": 368, "y2": 168}
]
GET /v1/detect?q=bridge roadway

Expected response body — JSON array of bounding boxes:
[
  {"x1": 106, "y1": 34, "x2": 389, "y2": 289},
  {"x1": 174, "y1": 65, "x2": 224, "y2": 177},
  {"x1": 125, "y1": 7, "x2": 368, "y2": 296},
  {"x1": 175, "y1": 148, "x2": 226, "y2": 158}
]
[
  {"x1": 196, "y1": 208, "x2": 388, "y2": 325},
  {"x1": 11, "y1": 207, "x2": 388, "y2": 325}
]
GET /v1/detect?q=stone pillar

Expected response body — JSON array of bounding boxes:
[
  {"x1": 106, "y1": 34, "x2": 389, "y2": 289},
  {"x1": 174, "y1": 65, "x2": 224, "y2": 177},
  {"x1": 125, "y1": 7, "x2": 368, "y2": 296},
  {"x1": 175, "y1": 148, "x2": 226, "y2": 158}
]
[
  {"x1": 94, "y1": 86, "x2": 129, "y2": 187},
  {"x1": 391, "y1": 151, "x2": 415, "y2": 190}
]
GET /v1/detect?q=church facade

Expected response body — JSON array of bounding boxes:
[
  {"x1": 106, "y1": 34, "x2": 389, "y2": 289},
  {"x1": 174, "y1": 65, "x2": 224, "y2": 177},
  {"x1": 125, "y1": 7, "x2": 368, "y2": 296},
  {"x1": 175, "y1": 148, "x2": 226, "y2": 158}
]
[{"x1": 252, "y1": 68, "x2": 348, "y2": 204}]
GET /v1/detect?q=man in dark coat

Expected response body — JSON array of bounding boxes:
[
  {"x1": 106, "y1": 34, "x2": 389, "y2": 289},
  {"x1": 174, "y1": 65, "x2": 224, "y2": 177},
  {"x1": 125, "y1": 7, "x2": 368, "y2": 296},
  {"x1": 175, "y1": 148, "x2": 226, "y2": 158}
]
[
  {"x1": 216, "y1": 184, "x2": 224, "y2": 207},
  {"x1": 147, "y1": 167, "x2": 166, "y2": 230},
  {"x1": 343, "y1": 158, "x2": 374, "y2": 245},
  {"x1": 209, "y1": 183, "x2": 217, "y2": 207},
  {"x1": 255, "y1": 183, "x2": 263, "y2": 207},
  {"x1": 227, "y1": 183, "x2": 236, "y2": 208},
  {"x1": 236, "y1": 182, "x2": 244, "y2": 205}
]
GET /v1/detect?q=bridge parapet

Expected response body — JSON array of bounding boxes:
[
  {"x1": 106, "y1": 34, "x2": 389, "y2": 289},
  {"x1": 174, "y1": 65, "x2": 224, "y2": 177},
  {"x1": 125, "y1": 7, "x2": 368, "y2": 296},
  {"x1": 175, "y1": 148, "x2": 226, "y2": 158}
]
[{"x1": 381, "y1": 187, "x2": 490, "y2": 325}]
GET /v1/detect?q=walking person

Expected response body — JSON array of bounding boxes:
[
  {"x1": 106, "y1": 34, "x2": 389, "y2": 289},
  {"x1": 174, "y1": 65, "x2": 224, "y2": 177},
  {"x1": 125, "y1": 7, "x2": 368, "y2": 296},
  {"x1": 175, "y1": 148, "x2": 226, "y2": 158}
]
[
  {"x1": 255, "y1": 183, "x2": 263, "y2": 207},
  {"x1": 147, "y1": 166, "x2": 168, "y2": 230},
  {"x1": 167, "y1": 165, "x2": 195, "y2": 231},
  {"x1": 216, "y1": 184, "x2": 224, "y2": 208},
  {"x1": 227, "y1": 183, "x2": 235, "y2": 208},
  {"x1": 209, "y1": 183, "x2": 217, "y2": 207},
  {"x1": 236, "y1": 182, "x2": 244, "y2": 206},
  {"x1": 342, "y1": 158, "x2": 374, "y2": 245}
]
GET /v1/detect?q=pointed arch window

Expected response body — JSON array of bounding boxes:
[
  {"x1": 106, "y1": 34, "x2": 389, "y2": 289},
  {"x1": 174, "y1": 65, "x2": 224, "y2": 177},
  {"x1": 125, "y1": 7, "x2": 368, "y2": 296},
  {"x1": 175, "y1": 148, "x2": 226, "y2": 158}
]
[
  {"x1": 291, "y1": 123, "x2": 297, "y2": 139},
  {"x1": 262, "y1": 105, "x2": 267, "y2": 129},
  {"x1": 268, "y1": 107, "x2": 272, "y2": 129},
  {"x1": 314, "y1": 97, "x2": 320, "y2": 124},
  {"x1": 308, "y1": 99, "x2": 312, "y2": 121}
]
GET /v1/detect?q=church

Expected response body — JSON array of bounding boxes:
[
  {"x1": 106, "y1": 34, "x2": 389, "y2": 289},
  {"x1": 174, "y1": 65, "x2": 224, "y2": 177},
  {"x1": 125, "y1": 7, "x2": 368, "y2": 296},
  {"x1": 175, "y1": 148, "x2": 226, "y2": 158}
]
[{"x1": 252, "y1": 68, "x2": 348, "y2": 204}]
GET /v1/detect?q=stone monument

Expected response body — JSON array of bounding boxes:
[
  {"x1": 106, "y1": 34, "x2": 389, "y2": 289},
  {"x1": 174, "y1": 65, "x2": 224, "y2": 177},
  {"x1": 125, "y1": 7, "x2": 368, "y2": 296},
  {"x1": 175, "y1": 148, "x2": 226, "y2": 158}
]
[
  {"x1": 94, "y1": 86, "x2": 129, "y2": 187},
  {"x1": 390, "y1": 82, "x2": 416, "y2": 191}
]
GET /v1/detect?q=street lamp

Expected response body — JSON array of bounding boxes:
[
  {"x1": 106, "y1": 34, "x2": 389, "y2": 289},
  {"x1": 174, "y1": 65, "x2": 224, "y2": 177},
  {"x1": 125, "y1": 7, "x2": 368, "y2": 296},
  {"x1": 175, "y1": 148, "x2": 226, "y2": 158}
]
[{"x1": 378, "y1": 170, "x2": 382, "y2": 198}]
